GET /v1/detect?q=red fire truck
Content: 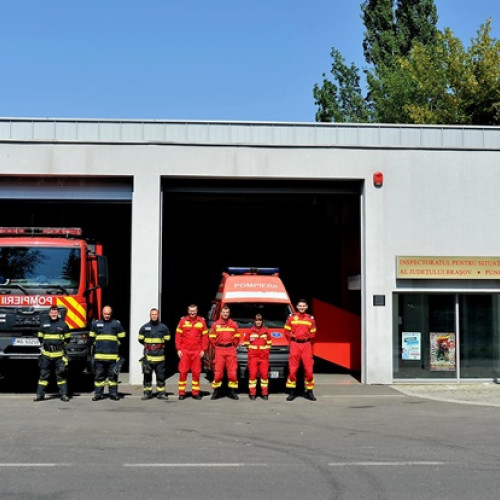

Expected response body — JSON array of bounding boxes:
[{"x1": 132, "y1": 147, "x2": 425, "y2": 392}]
[
  {"x1": 204, "y1": 267, "x2": 294, "y2": 382},
  {"x1": 0, "y1": 227, "x2": 108, "y2": 374}
]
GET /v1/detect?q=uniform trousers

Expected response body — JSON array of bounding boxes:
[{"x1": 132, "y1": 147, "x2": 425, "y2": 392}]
[
  {"x1": 248, "y1": 351, "x2": 269, "y2": 396},
  {"x1": 143, "y1": 361, "x2": 166, "y2": 394},
  {"x1": 178, "y1": 349, "x2": 202, "y2": 396},
  {"x1": 36, "y1": 354, "x2": 68, "y2": 397},
  {"x1": 211, "y1": 346, "x2": 238, "y2": 390},
  {"x1": 286, "y1": 341, "x2": 315, "y2": 391},
  {"x1": 94, "y1": 359, "x2": 119, "y2": 396}
]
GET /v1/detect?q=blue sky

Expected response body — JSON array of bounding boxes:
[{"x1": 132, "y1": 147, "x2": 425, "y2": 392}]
[{"x1": 1, "y1": 0, "x2": 498, "y2": 122}]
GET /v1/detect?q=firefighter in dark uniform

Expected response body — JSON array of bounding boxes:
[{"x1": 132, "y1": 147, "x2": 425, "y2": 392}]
[
  {"x1": 34, "y1": 305, "x2": 71, "y2": 402},
  {"x1": 285, "y1": 298, "x2": 317, "y2": 401},
  {"x1": 138, "y1": 307, "x2": 171, "y2": 400},
  {"x1": 89, "y1": 305, "x2": 126, "y2": 401}
]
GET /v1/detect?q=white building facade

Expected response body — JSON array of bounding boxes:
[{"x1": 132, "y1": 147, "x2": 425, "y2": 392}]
[{"x1": 0, "y1": 118, "x2": 499, "y2": 384}]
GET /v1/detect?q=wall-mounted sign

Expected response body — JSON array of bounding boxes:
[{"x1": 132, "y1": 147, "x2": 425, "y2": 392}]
[
  {"x1": 430, "y1": 332, "x2": 456, "y2": 371},
  {"x1": 397, "y1": 256, "x2": 500, "y2": 279}
]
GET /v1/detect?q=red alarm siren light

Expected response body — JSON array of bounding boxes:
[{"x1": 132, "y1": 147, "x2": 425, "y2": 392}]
[{"x1": 373, "y1": 171, "x2": 383, "y2": 188}]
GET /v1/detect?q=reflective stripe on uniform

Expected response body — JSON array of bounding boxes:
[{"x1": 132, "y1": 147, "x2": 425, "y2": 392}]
[
  {"x1": 146, "y1": 355, "x2": 165, "y2": 362},
  {"x1": 95, "y1": 334, "x2": 119, "y2": 342},
  {"x1": 42, "y1": 350, "x2": 65, "y2": 358},
  {"x1": 94, "y1": 353, "x2": 120, "y2": 361}
]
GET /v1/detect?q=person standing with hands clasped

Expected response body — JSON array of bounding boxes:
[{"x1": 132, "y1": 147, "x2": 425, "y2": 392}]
[
  {"x1": 285, "y1": 298, "x2": 317, "y2": 401},
  {"x1": 89, "y1": 305, "x2": 126, "y2": 401},
  {"x1": 138, "y1": 308, "x2": 171, "y2": 400},
  {"x1": 34, "y1": 305, "x2": 71, "y2": 402},
  {"x1": 209, "y1": 306, "x2": 240, "y2": 400},
  {"x1": 244, "y1": 314, "x2": 272, "y2": 400},
  {"x1": 175, "y1": 304, "x2": 209, "y2": 400}
]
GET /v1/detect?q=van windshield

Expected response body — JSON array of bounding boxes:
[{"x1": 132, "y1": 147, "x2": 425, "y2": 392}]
[{"x1": 228, "y1": 303, "x2": 293, "y2": 328}]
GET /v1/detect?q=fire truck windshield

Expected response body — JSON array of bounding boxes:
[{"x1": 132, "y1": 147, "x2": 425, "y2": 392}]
[
  {"x1": 227, "y1": 303, "x2": 293, "y2": 328},
  {"x1": 0, "y1": 247, "x2": 81, "y2": 293}
]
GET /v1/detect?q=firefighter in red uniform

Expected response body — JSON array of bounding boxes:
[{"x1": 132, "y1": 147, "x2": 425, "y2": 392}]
[
  {"x1": 244, "y1": 313, "x2": 272, "y2": 400},
  {"x1": 285, "y1": 298, "x2": 317, "y2": 401},
  {"x1": 209, "y1": 305, "x2": 240, "y2": 400},
  {"x1": 175, "y1": 304, "x2": 209, "y2": 400}
]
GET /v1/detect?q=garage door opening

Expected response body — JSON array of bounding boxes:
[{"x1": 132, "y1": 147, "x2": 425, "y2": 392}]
[
  {"x1": 161, "y1": 178, "x2": 362, "y2": 378},
  {"x1": 0, "y1": 177, "x2": 132, "y2": 378}
]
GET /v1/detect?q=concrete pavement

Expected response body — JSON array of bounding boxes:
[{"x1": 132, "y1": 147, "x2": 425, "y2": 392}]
[{"x1": 115, "y1": 373, "x2": 500, "y2": 407}]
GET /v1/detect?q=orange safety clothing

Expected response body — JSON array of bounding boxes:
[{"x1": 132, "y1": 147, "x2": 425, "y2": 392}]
[
  {"x1": 284, "y1": 312, "x2": 316, "y2": 391},
  {"x1": 209, "y1": 317, "x2": 240, "y2": 390},
  {"x1": 175, "y1": 315, "x2": 208, "y2": 396},
  {"x1": 244, "y1": 325, "x2": 272, "y2": 396}
]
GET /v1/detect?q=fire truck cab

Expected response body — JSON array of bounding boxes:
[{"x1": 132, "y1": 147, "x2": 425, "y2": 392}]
[
  {"x1": 0, "y1": 227, "x2": 108, "y2": 374},
  {"x1": 204, "y1": 267, "x2": 294, "y2": 382}
]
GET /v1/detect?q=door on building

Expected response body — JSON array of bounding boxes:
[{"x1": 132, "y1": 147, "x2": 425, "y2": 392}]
[
  {"x1": 162, "y1": 178, "x2": 363, "y2": 377},
  {"x1": 393, "y1": 293, "x2": 500, "y2": 380}
]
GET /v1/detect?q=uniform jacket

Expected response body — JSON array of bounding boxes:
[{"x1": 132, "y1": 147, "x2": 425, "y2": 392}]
[
  {"x1": 139, "y1": 320, "x2": 171, "y2": 362},
  {"x1": 209, "y1": 318, "x2": 240, "y2": 346},
  {"x1": 89, "y1": 318, "x2": 126, "y2": 361},
  {"x1": 38, "y1": 317, "x2": 70, "y2": 358},
  {"x1": 243, "y1": 325, "x2": 272, "y2": 352},
  {"x1": 175, "y1": 315, "x2": 209, "y2": 351},
  {"x1": 284, "y1": 313, "x2": 316, "y2": 341}
]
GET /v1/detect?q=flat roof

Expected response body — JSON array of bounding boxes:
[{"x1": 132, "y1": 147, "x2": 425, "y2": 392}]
[{"x1": 0, "y1": 117, "x2": 498, "y2": 150}]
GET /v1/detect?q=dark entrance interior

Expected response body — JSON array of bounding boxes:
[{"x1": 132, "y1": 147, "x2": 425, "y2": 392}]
[
  {"x1": 161, "y1": 178, "x2": 362, "y2": 374},
  {"x1": 0, "y1": 177, "x2": 132, "y2": 385},
  {"x1": 0, "y1": 175, "x2": 362, "y2": 386}
]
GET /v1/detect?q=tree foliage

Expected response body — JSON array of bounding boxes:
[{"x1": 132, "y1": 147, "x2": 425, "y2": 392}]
[
  {"x1": 313, "y1": 48, "x2": 371, "y2": 123},
  {"x1": 401, "y1": 20, "x2": 500, "y2": 124},
  {"x1": 314, "y1": 0, "x2": 499, "y2": 125}
]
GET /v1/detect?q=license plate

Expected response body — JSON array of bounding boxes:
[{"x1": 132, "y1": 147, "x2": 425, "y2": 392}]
[
  {"x1": 13, "y1": 338, "x2": 40, "y2": 346},
  {"x1": 269, "y1": 371, "x2": 280, "y2": 379}
]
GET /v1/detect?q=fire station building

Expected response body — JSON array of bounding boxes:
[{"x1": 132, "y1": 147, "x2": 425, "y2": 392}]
[{"x1": 0, "y1": 118, "x2": 499, "y2": 385}]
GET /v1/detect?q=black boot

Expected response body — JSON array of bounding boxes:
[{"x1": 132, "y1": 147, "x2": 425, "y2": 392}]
[
  {"x1": 141, "y1": 392, "x2": 153, "y2": 400},
  {"x1": 305, "y1": 390, "x2": 317, "y2": 401},
  {"x1": 286, "y1": 390, "x2": 296, "y2": 401},
  {"x1": 227, "y1": 389, "x2": 239, "y2": 400},
  {"x1": 33, "y1": 393, "x2": 45, "y2": 402},
  {"x1": 60, "y1": 394, "x2": 70, "y2": 402},
  {"x1": 210, "y1": 388, "x2": 220, "y2": 400}
]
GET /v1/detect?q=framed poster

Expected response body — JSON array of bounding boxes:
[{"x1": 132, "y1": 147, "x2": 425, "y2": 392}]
[
  {"x1": 430, "y1": 332, "x2": 456, "y2": 371},
  {"x1": 402, "y1": 332, "x2": 421, "y2": 360}
]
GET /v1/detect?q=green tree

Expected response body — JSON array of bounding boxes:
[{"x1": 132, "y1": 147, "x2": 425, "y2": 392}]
[
  {"x1": 313, "y1": 48, "x2": 371, "y2": 123},
  {"x1": 361, "y1": 0, "x2": 397, "y2": 67},
  {"x1": 363, "y1": 0, "x2": 439, "y2": 121},
  {"x1": 400, "y1": 20, "x2": 500, "y2": 124},
  {"x1": 394, "y1": 0, "x2": 438, "y2": 56},
  {"x1": 315, "y1": 0, "x2": 439, "y2": 123}
]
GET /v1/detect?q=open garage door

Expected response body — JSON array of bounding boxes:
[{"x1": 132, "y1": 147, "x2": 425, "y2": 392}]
[
  {"x1": 162, "y1": 178, "x2": 362, "y2": 377},
  {"x1": 0, "y1": 176, "x2": 132, "y2": 369}
]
